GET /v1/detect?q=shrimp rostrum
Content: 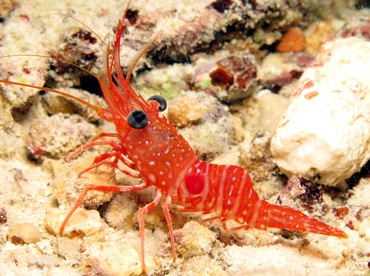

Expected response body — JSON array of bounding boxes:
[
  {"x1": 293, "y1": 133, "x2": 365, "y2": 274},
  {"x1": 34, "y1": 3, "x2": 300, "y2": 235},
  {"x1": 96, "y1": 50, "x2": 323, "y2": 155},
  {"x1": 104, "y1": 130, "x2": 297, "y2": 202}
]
[{"x1": 0, "y1": 3, "x2": 347, "y2": 273}]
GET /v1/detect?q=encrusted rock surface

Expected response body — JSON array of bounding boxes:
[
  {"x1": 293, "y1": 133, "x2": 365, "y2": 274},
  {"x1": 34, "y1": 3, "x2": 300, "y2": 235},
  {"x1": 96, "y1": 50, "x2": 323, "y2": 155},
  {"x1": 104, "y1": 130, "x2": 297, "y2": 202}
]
[
  {"x1": 271, "y1": 36, "x2": 370, "y2": 186},
  {"x1": 26, "y1": 113, "x2": 97, "y2": 160},
  {"x1": 51, "y1": 153, "x2": 116, "y2": 209}
]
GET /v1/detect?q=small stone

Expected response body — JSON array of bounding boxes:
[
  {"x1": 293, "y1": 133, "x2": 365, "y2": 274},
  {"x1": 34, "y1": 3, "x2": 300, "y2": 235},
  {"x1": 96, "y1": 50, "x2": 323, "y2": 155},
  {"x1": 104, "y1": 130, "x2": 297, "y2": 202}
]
[
  {"x1": 174, "y1": 221, "x2": 217, "y2": 258},
  {"x1": 7, "y1": 223, "x2": 41, "y2": 244},
  {"x1": 168, "y1": 94, "x2": 205, "y2": 128},
  {"x1": 209, "y1": 55, "x2": 257, "y2": 102},
  {"x1": 45, "y1": 207, "x2": 103, "y2": 239},
  {"x1": 332, "y1": 206, "x2": 350, "y2": 219},
  {"x1": 0, "y1": 208, "x2": 7, "y2": 224},
  {"x1": 276, "y1": 27, "x2": 306, "y2": 52},
  {"x1": 103, "y1": 193, "x2": 137, "y2": 229}
]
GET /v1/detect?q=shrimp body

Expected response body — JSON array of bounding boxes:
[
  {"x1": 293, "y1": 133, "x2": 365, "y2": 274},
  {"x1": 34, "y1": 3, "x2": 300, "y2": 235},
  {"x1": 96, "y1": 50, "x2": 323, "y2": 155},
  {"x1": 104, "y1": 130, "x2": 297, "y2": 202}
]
[
  {"x1": 0, "y1": 3, "x2": 347, "y2": 273},
  {"x1": 87, "y1": 16, "x2": 347, "y2": 271}
]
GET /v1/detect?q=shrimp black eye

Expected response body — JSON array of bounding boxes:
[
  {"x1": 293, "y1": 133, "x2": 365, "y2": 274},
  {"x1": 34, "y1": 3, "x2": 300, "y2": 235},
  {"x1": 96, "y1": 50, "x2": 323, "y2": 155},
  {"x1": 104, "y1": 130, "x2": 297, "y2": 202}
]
[
  {"x1": 148, "y1": 95, "x2": 167, "y2": 111},
  {"x1": 128, "y1": 109, "x2": 148, "y2": 129}
]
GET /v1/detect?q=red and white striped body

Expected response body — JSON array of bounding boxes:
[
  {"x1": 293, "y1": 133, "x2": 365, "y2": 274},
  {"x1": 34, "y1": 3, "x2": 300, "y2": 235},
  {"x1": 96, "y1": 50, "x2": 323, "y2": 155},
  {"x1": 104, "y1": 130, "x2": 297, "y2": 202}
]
[{"x1": 174, "y1": 160, "x2": 347, "y2": 238}]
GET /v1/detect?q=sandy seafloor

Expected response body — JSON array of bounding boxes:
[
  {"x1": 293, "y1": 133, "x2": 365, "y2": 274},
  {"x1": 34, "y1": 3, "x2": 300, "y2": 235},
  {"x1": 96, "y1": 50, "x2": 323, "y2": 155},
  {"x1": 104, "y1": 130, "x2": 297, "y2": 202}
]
[{"x1": 1, "y1": 0, "x2": 370, "y2": 275}]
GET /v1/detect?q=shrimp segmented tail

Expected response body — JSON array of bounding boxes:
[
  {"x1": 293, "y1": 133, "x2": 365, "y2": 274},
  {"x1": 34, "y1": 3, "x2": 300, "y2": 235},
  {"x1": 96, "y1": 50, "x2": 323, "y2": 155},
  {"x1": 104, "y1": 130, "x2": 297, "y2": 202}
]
[{"x1": 176, "y1": 160, "x2": 347, "y2": 238}]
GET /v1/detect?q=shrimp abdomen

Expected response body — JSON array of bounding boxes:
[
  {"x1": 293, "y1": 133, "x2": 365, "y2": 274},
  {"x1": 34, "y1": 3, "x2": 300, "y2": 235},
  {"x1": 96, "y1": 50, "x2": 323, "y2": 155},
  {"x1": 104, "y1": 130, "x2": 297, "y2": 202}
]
[{"x1": 178, "y1": 161, "x2": 347, "y2": 238}]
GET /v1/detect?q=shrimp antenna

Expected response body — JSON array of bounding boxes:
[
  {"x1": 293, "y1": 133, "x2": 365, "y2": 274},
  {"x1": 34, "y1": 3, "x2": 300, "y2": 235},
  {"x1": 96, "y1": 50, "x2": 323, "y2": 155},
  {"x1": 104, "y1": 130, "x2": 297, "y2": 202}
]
[
  {"x1": 0, "y1": 54, "x2": 100, "y2": 79},
  {"x1": 41, "y1": 13, "x2": 106, "y2": 46},
  {"x1": 0, "y1": 54, "x2": 109, "y2": 115},
  {"x1": 125, "y1": 12, "x2": 169, "y2": 82},
  {"x1": 125, "y1": 29, "x2": 163, "y2": 82},
  {"x1": 0, "y1": 79, "x2": 104, "y2": 114}
]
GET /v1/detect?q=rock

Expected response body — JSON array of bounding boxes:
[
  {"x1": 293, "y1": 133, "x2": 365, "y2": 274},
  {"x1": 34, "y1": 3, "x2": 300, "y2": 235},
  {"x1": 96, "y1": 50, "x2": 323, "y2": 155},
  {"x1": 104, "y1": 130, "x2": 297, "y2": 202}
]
[
  {"x1": 45, "y1": 207, "x2": 103, "y2": 239},
  {"x1": 0, "y1": 208, "x2": 7, "y2": 224},
  {"x1": 194, "y1": 55, "x2": 257, "y2": 102},
  {"x1": 168, "y1": 91, "x2": 235, "y2": 161},
  {"x1": 103, "y1": 193, "x2": 137, "y2": 229},
  {"x1": 168, "y1": 93, "x2": 206, "y2": 128},
  {"x1": 7, "y1": 223, "x2": 41, "y2": 244},
  {"x1": 338, "y1": 17, "x2": 370, "y2": 41},
  {"x1": 239, "y1": 132, "x2": 277, "y2": 185},
  {"x1": 41, "y1": 88, "x2": 107, "y2": 123},
  {"x1": 209, "y1": 55, "x2": 257, "y2": 102},
  {"x1": 174, "y1": 221, "x2": 217, "y2": 258},
  {"x1": 51, "y1": 153, "x2": 116, "y2": 210},
  {"x1": 174, "y1": 255, "x2": 227, "y2": 275},
  {"x1": 0, "y1": 0, "x2": 17, "y2": 20},
  {"x1": 305, "y1": 21, "x2": 335, "y2": 53},
  {"x1": 0, "y1": 95, "x2": 14, "y2": 129},
  {"x1": 271, "y1": 37, "x2": 370, "y2": 186},
  {"x1": 257, "y1": 52, "x2": 313, "y2": 89},
  {"x1": 132, "y1": 63, "x2": 193, "y2": 101},
  {"x1": 242, "y1": 91, "x2": 290, "y2": 135},
  {"x1": 26, "y1": 113, "x2": 96, "y2": 161},
  {"x1": 80, "y1": 241, "x2": 147, "y2": 275},
  {"x1": 276, "y1": 27, "x2": 306, "y2": 52}
]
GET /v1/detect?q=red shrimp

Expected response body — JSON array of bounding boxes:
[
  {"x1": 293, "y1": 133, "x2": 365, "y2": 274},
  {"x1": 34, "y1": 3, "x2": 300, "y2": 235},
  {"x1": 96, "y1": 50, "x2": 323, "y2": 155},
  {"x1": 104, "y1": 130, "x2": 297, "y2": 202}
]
[{"x1": 0, "y1": 2, "x2": 347, "y2": 273}]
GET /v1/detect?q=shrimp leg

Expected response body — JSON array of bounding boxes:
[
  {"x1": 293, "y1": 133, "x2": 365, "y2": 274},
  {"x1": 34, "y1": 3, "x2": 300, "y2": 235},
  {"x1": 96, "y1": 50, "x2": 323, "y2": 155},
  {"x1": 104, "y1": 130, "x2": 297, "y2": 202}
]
[
  {"x1": 59, "y1": 182, "x2": 151, "y2": 236},
  {"x1": 78, "y1": 151, "x2": 140, "y2": 178},
  {"x1": 67, "y1": 138, "x2": 127, "y2": 161},
  {"x1": 138, "y1": 188, "x2": 163, "y2": 273},
  {"x1": 162, "y1": 196, "x2": 176, "y2": 262}
]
